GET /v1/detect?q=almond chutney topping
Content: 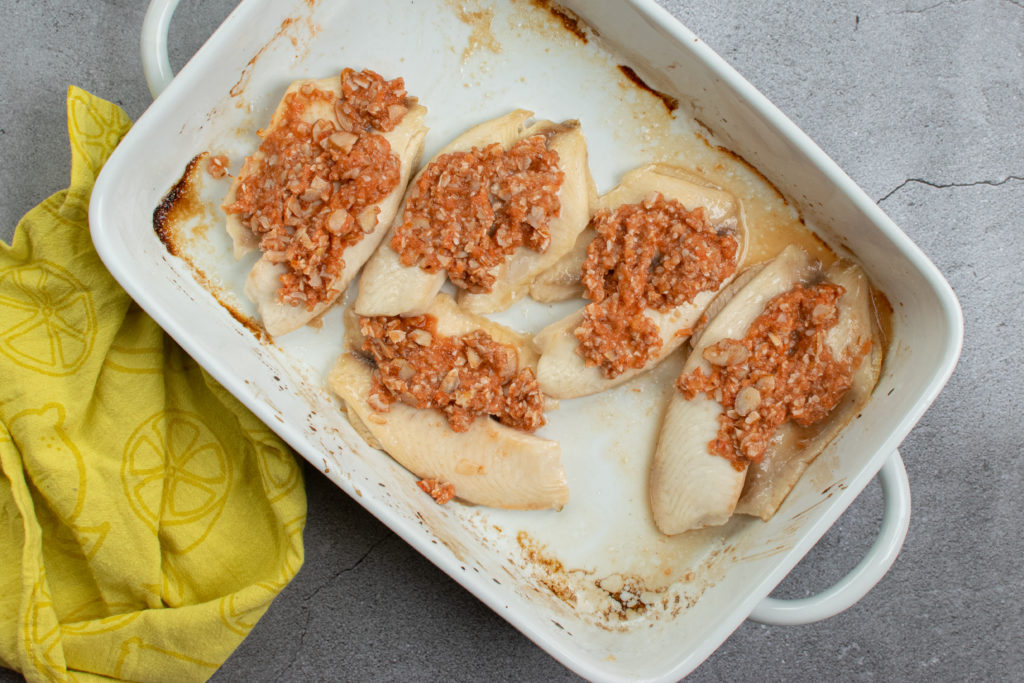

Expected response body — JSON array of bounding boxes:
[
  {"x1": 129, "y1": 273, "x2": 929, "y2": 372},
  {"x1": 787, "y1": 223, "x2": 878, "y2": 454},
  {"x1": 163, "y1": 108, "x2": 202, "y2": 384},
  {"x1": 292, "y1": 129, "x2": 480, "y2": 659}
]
[
  {"x1": 225, "y1": 69, "x2": 408, "y2": 310},
  {"x1": 360, "y1": 315, "x2": 546, "y2": 433},
  {"x1": 390, "y1": 135, "x2": 564, "y2": 293},
  {"x1": 575, "y1": 193, "x2": 739, "y2": 378},
  {"x1": 677, "y1": 282, "x2": 868, "y2": 469}
]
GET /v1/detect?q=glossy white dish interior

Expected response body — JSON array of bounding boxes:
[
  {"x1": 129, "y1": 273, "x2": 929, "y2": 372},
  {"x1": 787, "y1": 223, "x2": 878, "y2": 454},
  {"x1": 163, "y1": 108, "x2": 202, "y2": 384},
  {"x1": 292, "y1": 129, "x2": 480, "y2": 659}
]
[{"x1": 90, "y1": 1, "x2": 962, "y2": 680}]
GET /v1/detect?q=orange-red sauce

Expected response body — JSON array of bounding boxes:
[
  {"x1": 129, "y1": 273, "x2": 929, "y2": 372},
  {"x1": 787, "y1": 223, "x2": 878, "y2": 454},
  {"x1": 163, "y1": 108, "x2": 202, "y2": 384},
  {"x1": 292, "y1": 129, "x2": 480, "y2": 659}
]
[
  {"x1": 391, "y1": 135, "x2": 563, "y2": 293},
  {"x1": 224, "y1": 69, "x2": 407, "y2": 309},
  {"x1": 361, "y1": 314, "x2": 545, "y2": 433},
  {"x1": 678, "y1": 283, "x2": 867, "y2": 468},
  {"x1": 207, "y1": 154, "x2": 230, "y2": 178},
  {"x1": 575, "y1": 194, "x2": 739, "y2": 378}
]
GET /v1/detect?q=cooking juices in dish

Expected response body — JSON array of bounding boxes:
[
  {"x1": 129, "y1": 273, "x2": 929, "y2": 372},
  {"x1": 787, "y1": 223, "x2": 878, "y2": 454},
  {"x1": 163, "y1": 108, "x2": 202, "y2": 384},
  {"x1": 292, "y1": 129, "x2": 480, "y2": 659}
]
[{"x1": 222, "y1": 69, "x2": 428, "y2": 336}]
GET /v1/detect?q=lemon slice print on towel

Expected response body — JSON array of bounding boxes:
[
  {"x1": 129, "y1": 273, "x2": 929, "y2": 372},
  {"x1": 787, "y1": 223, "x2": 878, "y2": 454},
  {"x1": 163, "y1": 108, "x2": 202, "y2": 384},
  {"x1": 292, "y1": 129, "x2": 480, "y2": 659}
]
[
  {"x1": 249, "y1": 427, "x2": 301, "y2": 504},
  {"x1": 217, "y1": 514, "x2": 304, "y2": 635},
  {"x1": 0, "y1": 260, "x2": 97, "y2": 376},
  {"x1": 25, "y1": 575, "x2": 66, "y2": 679},
  {"x1": 122, "y1": 410, "x2": 233, "y2": 554},
  {"x1": 61, "y1": 600, "x2": 142, "y2": 635}
]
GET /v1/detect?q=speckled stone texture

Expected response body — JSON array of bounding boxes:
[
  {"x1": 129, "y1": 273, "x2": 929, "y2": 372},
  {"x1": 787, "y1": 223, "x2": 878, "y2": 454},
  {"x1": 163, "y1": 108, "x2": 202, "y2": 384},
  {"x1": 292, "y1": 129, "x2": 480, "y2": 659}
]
[{"x1": 1, "y1": 0, "x2": 1020, "y2": 680}]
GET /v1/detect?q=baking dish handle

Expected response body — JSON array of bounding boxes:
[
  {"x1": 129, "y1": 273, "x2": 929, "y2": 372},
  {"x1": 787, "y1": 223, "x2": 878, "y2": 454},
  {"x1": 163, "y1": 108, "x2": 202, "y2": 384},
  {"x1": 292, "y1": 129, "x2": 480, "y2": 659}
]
[
  {"x1": 141, "y1": 0, "x2": 182, "y2": 98},
  {"x1": 748, "y1": 449, "x2": 911, "y2": 626}
]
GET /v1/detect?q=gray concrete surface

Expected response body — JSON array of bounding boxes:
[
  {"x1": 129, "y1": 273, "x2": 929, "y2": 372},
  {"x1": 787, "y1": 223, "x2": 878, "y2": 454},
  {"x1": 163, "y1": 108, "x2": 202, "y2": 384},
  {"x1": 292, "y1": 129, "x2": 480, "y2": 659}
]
[{"x1": 1, "y1": 0, "x2": 1021, "y2": 680}]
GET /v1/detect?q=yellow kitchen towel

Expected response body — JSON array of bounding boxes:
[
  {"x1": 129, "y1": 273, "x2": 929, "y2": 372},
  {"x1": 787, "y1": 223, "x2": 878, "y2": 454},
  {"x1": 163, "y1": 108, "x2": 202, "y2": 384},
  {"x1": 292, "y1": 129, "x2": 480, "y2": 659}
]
[{"x1": 0, "y1": 87, "x2": 306, "y2": 682}]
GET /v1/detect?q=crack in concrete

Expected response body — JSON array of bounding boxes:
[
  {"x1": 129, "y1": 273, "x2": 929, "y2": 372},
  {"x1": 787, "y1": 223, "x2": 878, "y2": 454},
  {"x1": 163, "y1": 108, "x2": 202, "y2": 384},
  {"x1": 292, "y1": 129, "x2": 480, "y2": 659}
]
[
  {"x1": 310, "y1": 531, "x2": 394, "y2": 595},
  {"x1": 859, "y1": 0, "x2": 1023, "y2": 31},
  {"x1": 901, "y1": 1, "x2": 962, "y2": 14},
  {"x1": 877, "y1": 175, "x2": 1024, "y2": 203},
  {"x1": 272, "y1": 531, "x2": 393, "y2": 678},
  {"x1": 880, "y1": 0, "x2": 1022, "y2": 16},
  {"x1": 277, "y1": 611, "x2": 313, "y2": 680}
]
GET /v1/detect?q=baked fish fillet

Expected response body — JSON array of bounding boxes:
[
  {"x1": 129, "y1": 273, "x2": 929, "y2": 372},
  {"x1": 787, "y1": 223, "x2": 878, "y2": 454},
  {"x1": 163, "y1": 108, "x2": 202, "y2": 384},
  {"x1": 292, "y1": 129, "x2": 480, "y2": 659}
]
[
  {"x1": 734, "y1": 259, "x2": 882, "y2": 520},
  {"x1": 534, "y1": 164, "x2": 746, "y2": 399},
  {"x1": 331, "y1": 293, "x2": 566, "y2": 510},
  {"x1": 530, "y1": 164, "x2": 741, "y2": 303},
  {"x1": 650, "y1": 245, "x2": 815, "y2": 535},
  {"x1": 222, "y1": 76, "x2": 428, "y2": 337},
  {"x1": 354, "y1": 109, "x2": 593, "y2": 316}
]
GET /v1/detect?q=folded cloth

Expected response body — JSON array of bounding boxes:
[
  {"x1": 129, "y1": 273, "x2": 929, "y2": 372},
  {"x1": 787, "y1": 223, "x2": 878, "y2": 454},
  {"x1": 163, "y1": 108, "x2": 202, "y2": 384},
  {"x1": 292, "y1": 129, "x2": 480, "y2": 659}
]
[{"x1": 0, "y1": 87, "x2": 306, "y2": 682}]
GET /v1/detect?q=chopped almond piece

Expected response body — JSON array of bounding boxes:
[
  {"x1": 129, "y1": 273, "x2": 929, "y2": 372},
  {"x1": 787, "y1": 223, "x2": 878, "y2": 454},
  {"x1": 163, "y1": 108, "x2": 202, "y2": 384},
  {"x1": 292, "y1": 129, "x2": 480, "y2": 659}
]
[{"x1": 417, "y1": 478, "x2": 456, "y2": 505}]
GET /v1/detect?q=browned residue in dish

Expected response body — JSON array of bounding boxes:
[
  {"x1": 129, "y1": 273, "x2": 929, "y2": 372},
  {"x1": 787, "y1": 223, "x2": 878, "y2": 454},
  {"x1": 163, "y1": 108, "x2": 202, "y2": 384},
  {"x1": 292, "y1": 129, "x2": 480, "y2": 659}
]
[
  {"x1": 529, "y1": 0, "x2": 590, "y2": 43},
  {"x1": 229, "y1": 12, "x2": 319, "y2": 98},
  {"x1": 153, "y1": 154, "x2": 267, "y2": 341},
  {"x1": 699, "y1": 134, "x2": 788, "y2": 204},
  {"x1": 154, "y1": 154, "x2": 202, "y2": 250},
  {"x1": 618, "y1": 65, "x2": 679, "y2": 114},
  {"x1": 446, "y1": 0, "x2": 502, "y2": 61},
  {"x1": 692, "y1": 117, "x2": 715, "y2": 138},
  {"x1": 514, "y1": 531, "x2": 688, "y2": 627},
  {"x1": 516, "y1": 531, "x2": 577, "y2": 606},
  {"x1": 230, "y1": 19, "x2": 296, "y2": 97},
  {"x1": 594, "y1": 573, "x2": 667, "y2": 622},
  {"x1": 213, "y1": 291, "x2": 266, "y2": 341}
]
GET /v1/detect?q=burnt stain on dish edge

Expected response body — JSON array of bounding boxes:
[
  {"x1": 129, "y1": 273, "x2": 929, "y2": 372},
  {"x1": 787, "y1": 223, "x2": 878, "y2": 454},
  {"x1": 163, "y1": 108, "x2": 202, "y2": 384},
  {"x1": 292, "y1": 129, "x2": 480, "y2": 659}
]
[
  {"x1": 692, "y1": 115, "x2": 788, "y2": 206},
  {"x1": 530, "y1": 0, "x2": 592, "y2": 43},
  {"x1": 153, "y1": 153, "x2": 201, "y2": 252},
  {"x1": 618, "y1": 65, "x2": 680, "y2": 114},
  {"x1": 154, "y1": 153, "x2": 267, "y2": 341},
  {"x1": 513, "y1": 529, "x2": 718, "y2": 629},
  {"x1": 872, "y1": 288, "x2": 894, "y2": 349}
]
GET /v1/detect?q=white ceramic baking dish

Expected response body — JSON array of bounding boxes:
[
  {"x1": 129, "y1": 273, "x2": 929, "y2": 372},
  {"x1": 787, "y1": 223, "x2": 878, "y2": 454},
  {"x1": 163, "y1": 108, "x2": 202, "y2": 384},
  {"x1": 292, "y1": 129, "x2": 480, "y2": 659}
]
[{"x1": 90, "y1": 0, "x2": 962, "y2": 679}]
